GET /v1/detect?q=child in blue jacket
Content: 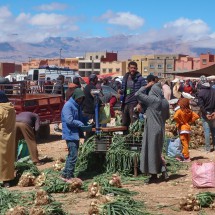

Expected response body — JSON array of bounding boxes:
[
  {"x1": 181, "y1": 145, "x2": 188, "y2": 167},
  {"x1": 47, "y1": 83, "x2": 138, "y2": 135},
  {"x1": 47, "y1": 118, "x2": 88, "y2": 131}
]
[{"x1": 61, "y1": 88, "x2": 86, "y2": 180}]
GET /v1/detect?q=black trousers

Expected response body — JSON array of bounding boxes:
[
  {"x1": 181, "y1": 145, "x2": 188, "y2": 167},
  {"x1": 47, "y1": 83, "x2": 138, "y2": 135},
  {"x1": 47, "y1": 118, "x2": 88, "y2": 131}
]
[{"x1": 122, "y1": 103, "x2": 139, "y2": 133}]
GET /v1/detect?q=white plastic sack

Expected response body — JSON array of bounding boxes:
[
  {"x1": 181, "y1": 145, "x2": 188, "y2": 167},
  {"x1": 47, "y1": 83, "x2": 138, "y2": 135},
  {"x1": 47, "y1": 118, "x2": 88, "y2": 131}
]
[
  {"x1": 166, "y1": 137, "x2": 182, "y2": 158},
  {"x1": 182, "y1": 92, "x2": 195, "y2": 99}
]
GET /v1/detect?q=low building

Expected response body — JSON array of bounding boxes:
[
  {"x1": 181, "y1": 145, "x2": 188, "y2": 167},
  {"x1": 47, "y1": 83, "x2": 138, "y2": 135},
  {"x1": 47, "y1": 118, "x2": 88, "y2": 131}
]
[
  {"x1": 22, "y1": 57, "x2": 79, "y2": 73},
  {"x1": 147, "y1": 54, "x2": 187, "y2": 78}
]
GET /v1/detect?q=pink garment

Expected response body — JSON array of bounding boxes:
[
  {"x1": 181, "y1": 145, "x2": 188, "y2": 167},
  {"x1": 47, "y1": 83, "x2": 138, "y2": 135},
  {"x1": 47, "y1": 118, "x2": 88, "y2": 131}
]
[
  {"x1": 162, "y1": 84, "x2": 171, "y2": 101},
  {"x1": 109, "y1": 96, "x2": 117, "y2": 117}
]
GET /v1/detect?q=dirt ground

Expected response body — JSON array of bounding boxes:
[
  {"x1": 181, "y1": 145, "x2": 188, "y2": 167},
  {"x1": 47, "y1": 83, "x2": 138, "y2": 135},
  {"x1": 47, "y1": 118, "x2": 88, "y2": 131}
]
[{"x1": 9, "y1": 124, "x2": 215, "y2": 215}]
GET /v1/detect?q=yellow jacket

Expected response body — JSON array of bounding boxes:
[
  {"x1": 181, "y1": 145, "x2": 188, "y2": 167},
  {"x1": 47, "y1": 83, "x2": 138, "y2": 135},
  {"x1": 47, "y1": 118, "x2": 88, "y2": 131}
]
[
  {"x1": 173, "y1": 109, "x2": 199, "y2": 131},
  {"x1": 0, "y1": 102, "x2": 16, "y2": 181}
]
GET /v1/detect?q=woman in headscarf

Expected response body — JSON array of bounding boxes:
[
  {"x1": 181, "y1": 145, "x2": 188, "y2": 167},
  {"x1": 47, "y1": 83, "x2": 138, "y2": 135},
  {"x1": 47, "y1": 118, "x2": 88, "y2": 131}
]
[
  {"x1": 135, "y1": 82, "x2": 169, "y2": 183},
  {"x1": 0, "y1": 91, "x2": 16, "y2": 187}
]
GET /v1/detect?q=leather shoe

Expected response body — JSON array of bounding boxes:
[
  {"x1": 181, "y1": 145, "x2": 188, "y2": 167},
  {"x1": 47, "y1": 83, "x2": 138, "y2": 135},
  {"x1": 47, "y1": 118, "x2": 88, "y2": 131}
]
[
  {"x1": 3, "y1": 182, "x2": 10, "y2": 188},
  {"x1": 33, "y1": 161, "x2": 45, "y2": 166}
]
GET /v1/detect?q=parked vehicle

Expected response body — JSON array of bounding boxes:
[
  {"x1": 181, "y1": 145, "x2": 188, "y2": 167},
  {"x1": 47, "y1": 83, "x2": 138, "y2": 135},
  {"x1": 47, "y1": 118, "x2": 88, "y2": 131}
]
[
  {"x1": 0, "y1": 81, "x2": 64, "y2": 138},
  {"x1": 5, "y1": 74, "x2": 27, "y2": 82},
  {"x1": 28, "y1": 66, "x2": 79, "y2": 82},
  {"x1": 28, "y1": 66, "x2": 86, "y2": 91}
]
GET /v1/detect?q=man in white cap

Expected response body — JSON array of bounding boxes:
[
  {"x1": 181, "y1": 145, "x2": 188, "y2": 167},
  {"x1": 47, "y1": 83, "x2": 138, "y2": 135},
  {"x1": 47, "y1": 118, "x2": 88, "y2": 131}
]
[{"x1": 172, "y1": 78, "x2": 182, "y2": 99}]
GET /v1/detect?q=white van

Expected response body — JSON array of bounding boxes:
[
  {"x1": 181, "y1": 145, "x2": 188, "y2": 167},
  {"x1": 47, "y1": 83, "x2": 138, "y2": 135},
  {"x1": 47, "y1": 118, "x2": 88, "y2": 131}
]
[
  {"x1": 28, "y1": 66, "x2": 79, "y2": 82},
  {"x1": 27, "y1": 66, "x2": 87, "y2": 88}
]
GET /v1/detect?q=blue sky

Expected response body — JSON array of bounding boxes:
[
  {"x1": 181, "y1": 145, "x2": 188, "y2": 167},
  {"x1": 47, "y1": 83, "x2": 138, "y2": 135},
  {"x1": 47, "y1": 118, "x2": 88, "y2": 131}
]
[{"x1": 1, "y1": 0, "x2": 215, "y2": 48}]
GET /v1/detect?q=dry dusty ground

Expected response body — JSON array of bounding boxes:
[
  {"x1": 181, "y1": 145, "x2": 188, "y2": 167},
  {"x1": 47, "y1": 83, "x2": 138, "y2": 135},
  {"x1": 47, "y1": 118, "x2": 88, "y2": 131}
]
[{"x1": 9, "y1": 125, "x2": 215, "y2": 215}]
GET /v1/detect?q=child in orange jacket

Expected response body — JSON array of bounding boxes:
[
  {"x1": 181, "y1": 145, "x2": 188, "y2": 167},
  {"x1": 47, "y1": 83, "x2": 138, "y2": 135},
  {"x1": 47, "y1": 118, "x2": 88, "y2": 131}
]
[{"x1": 173, "y1": 98, "x2": 199, "y2": 162}]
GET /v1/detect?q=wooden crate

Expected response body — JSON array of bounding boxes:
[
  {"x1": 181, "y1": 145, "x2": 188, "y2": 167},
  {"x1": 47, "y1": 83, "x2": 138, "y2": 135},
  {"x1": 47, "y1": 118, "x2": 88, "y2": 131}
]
[
  {"x1": 125, "y1": 135, "x2": 142, "y2": 151},
  {"x1": 92, "y1": 126, "x2": 127, "y2": 152}
]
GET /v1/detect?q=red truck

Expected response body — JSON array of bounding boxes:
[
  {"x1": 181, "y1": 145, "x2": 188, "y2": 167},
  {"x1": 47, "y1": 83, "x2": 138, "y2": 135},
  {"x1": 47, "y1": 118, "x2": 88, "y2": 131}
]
[{"x1": 0, "y1": 81, "x2": 64, "y2": 138}]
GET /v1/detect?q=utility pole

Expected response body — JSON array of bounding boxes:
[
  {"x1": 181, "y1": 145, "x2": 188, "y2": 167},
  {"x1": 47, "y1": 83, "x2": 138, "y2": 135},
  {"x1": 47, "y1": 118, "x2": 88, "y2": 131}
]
[
  {"x1": 28, "y1": 57, "x2": 31, "y2": 70},
  {"x1": 59, "y1": 48, "x2": 62, "y2": 67}
]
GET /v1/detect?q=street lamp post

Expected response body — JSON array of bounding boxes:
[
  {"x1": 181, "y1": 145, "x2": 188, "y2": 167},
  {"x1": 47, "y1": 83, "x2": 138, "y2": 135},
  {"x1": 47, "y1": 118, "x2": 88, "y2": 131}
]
[{"x1": 59, "y1": 48, "x2": 62, "y2": 67}]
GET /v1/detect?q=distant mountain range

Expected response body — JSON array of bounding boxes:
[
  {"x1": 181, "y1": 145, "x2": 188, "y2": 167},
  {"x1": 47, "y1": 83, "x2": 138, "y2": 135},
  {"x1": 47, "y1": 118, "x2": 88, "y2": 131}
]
[{"x1": 0, "y1": 35, "x2": 214, "y2": 63}]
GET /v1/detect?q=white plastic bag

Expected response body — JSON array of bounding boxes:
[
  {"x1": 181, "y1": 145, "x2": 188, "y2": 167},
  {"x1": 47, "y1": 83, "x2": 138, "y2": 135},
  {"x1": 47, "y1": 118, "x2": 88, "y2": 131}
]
[
  {"x1": 99, "y1": 103, "x2": 111, "y2": 124},
  {"x1": 166, "y1": 137, "x2": 182, "y2": 158}
]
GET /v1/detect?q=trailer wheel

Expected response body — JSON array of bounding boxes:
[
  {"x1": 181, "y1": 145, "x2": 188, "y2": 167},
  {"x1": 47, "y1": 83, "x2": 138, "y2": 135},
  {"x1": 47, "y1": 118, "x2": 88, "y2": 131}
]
[{"x1": 38, "y1": 124, "x2": 50, "y2": 139}]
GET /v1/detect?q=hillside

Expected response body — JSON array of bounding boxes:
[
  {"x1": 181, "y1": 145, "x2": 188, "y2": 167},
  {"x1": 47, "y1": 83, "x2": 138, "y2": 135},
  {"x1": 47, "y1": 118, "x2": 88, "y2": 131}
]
[{"x1": 0, "y1": 35, "x2": 214, "y2": 63}]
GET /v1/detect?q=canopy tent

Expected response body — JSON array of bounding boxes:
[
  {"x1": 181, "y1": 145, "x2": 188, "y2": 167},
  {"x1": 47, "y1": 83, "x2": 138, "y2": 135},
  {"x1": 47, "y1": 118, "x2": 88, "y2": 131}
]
[
  {"x1": 82, "y1": 72, "x2": 119, "y2": 85},
  {"x1": 207, "y1": 75, "x2": 215, "y2": 79},
  {"x1": 166, "y1": 64, "x2": 215, "y2": 77}
]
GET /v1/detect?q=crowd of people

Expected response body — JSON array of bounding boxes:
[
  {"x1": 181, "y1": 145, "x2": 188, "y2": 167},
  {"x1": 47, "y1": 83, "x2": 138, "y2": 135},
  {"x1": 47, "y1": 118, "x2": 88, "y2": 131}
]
[{"x1": 0, "y1": 60, "x2": 215, "y2": 187}]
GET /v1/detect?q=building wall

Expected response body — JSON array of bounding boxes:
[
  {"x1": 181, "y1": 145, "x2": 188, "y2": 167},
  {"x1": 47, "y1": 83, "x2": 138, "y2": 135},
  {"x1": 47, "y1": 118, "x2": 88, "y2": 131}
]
[
  {"x1": 101, "y1": 52, "x2": 118, "y2": 62},
  {"x1": 22, "y1": 58, "x2": 79, "y2": 73},
  {"x1": 78, "y1": 59, "x2": 100, "y2": 77},
  {"x1": 22, "y1": 58, "x2": 40, "y2": 73},
  {"x1": 85, "y1": 52, "x2": 106, "y2": 60},
  {"x1": 64, "y1": 58, "x2": 79, "y2": 70},
  {"x1": 22, "y1": 63, "x2": 29, "y2": 73},
  {"x1": 121, "y1": 61, "x2": 127, "y2": 76},
  {"x1": 147, "y1": 54, "x2": 182, "y2": 78},
  {"x1": 100, "y1": 61, "x2": 122, "y2": 77},
  {"x1": 200, "y1": 53, "x2": 215, "y2": 68},
  {"x1": 85, "y1": 51, "x2": 117, "y2": 62},
  {"x1": 130, "y1": 55, "x2": 143, "y2": 74},
  {"x1": 15, "y1": 64, "x2": 22, "y2": 73},
  {"x1": 30, "y1": 59, "x2": 40, "y2": 68},
  {"x1": 0, "y1": 63, "x2": 16, "y2": 76},
  {"x1": 125, "y1": 55, "x2": 155, "y2": 77},
  {"x1": 47, "y1": 59, "x2": 59, "y2": 67},
  {"x1": 78, "y1": 52, "x2": 118, "y2": 77},
  {"x1": 175, "y1": 56, "x2": 193, "y2": 71},
  {"x1": 175, "y1": 56, "x2": 201, "y2": 72},
  {"x1": 140, "y1": 55, "x2": 155, "y2": 77},
  {"x1": 193, "y1": 58, "x2": 200, "y2": 70}
]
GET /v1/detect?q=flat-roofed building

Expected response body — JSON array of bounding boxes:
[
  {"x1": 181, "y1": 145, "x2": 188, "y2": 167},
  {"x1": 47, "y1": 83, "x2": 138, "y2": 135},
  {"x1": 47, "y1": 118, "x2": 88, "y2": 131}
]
[
  {"x1": 79, "y1": 51, "x2": 118, "y2": 77},
  {"x1": 148, "y1": 54, "x2": 187, "y2": 78}
]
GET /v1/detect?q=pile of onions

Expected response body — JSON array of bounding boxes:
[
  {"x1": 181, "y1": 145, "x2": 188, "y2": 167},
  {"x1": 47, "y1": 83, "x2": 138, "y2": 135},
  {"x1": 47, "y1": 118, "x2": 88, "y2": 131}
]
[
  {"x1": 88, "y1": 182, "x2": 101, "y2": 198},
  {"x1": 18, "y1": 172, "x2": 35, "y2": 187},
  {"x1": 179, "y1": 194, "x2": 200, "y2": 211},
  {"x1": 109, "y1": 174, "x2": 122, "y2": 188}
]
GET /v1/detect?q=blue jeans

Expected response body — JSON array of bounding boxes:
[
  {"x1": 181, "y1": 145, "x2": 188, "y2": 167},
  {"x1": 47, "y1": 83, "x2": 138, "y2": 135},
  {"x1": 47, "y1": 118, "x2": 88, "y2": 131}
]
[
  {"x1": 202, "y1": 118, "x2": 215, "y2": 151},
  {"x1": 62, "y1": 140, "x2": 79, "y2": 179}
]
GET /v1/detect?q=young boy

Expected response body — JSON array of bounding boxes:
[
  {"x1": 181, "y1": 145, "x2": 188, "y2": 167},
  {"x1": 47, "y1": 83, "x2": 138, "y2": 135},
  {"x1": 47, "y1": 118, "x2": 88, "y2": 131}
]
[
  {"x1": 173, "y1": 98, "x2": 199, "y2": 162},
  {"x1": 61, "y1": 88, "x2": 85, "y2": 180}
]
